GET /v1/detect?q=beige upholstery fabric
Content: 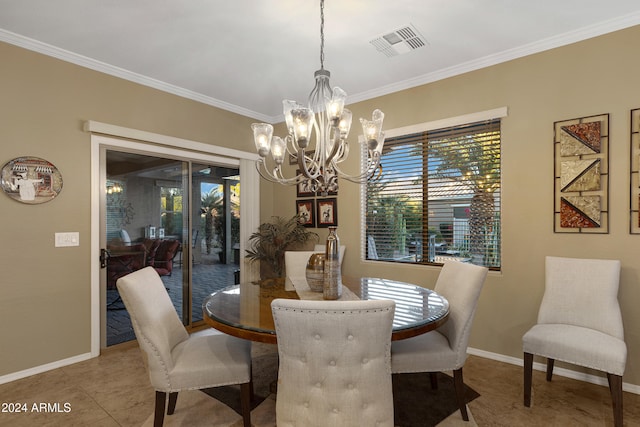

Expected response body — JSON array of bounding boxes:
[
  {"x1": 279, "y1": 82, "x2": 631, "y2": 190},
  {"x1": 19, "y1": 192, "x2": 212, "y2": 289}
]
[
  {"x1": 522, "y1": 256, "x2": 626, "y2": 375},
  {"x1": 116, "y1": 267, "x2": 252, "y2": 391},
  {"x1": 391, "y1": 261, "x2": 488, "y2": 373},
  {"x1": 284, "y1": 251, "x2": 316, "y2": 278},
  {"x1": 271, "y1": 298, "x2": 395, "y2": 427}
]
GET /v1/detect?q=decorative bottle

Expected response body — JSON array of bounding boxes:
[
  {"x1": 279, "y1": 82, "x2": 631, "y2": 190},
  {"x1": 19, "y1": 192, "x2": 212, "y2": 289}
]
[{"x1": 323, "y1": 226, "x2": 342, "y2": 300}]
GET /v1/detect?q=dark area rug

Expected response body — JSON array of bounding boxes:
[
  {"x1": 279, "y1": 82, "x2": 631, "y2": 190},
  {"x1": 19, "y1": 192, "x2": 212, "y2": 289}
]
[
  {"x1": 204, "y1": 348, "x2": 480, "y2": 426},
  {"x1": 393, "y1": 371, "x2": 480, "y2": 426}
]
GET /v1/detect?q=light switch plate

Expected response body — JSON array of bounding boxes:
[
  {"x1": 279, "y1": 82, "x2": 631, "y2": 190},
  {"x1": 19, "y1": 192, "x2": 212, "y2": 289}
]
[{"x1": 55, "y1": 232, "x2": 79, "y2": 247}]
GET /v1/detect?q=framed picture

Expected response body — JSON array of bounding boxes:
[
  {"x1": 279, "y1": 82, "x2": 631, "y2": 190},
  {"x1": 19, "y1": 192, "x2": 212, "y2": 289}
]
[
  {"x1": 316, "y1": 197, "x2": 338, "y2": 227},
  {"x1": 317, "y1": 188, "x2": 337, "y2": 197},
  {"x1": 296, "y1": 170, "x2": 315, "y2": 197},
  {"x1": 296, "y1": 199, "x2": 315, "y2": 227}
]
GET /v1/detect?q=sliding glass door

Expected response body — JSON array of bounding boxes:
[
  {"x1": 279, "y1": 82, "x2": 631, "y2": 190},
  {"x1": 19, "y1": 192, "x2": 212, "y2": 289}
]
[
  {"x1": 190, "y1": 163, "x2": 240, "y2": 323},
  {"x1": 103, "y1": 150, "x2": 240, "y2": 346}
]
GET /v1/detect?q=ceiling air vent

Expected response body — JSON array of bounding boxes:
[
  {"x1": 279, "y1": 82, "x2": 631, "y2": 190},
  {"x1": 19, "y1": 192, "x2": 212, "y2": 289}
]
[{"x1": 370, "y1": 24, "x2": 428, "y2": 57}]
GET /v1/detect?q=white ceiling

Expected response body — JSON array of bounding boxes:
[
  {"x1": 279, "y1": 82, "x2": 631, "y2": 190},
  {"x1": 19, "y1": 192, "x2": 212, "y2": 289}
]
[{"x1": 1, "y1": 0, "x2": 640, "y2": 123}]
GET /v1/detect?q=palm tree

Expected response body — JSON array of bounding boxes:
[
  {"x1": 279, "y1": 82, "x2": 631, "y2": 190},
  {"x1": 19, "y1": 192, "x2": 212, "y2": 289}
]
[
  {"x1": 428, "y1": 130, "x2": 500, "y2": 265},
  {"x1": 201, "y1": 188, "x2": 222, "y2": 254}
]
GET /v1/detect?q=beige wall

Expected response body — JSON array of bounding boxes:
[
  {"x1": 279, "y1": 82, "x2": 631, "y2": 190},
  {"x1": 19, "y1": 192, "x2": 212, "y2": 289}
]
[
  {"x1": 269, "y1": 25, "x2": 640, "y2": 387},
  {"x1": 2, "y1": 23, "x2": 640, "y2": 388},
  {"x1": 0, "y1": 41, "x2": 256, "y2": 376}
]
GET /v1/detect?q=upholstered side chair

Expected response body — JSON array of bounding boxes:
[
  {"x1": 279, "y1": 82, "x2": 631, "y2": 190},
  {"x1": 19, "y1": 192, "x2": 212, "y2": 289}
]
[
  {"x1": 284, "y1": 250, "x2": 316, "y2": 278},
  {"x1": 117, "y1": 266, "x2": 252, "y2": 427},
  {"x1": 391, "y1": 260, "x2": 488, "y2": 421},
  {"x1": 271, "y1": 298, "x2": 396, "y2": 427},
  {"x1": 522, "y1": 256, "x2": 626, "y2": 427}
]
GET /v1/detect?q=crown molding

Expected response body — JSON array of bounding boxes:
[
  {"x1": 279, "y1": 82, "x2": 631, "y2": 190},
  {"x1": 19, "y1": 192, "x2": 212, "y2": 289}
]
[
  {"x1": 0, "y1": 28, "x2": 272, "y2": 123},
  {"x1": 2, "y1": 11, "x2": 639, "y2": 124},
  {"x1": 347, "y1": 11, "x2": 640, "y2": 105}
]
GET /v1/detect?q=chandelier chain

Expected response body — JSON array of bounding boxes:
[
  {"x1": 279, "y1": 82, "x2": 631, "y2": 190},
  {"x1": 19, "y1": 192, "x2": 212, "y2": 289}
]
[{"x1": 319, "y1": 0, "x2": 325, "y2": 70}]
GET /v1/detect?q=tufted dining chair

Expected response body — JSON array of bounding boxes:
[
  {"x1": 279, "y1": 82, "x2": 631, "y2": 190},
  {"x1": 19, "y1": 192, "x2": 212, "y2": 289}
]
[
  {"x1": 271, "y1": 298, "x2": 396, "y2": 427},
  {"x1": 390, "y1": 260, "x2": 488, "y2": 421},
  {"x1": 522, "y1": 256, "x2": 626, "y2": 427},
  {"x1": 117, "y1": 267, "x2": 252, "y2": 427}
]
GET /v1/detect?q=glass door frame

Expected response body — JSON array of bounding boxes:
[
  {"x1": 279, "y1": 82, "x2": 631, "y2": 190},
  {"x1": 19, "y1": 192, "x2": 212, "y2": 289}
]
[{"x1": 89, "y1": 126, "x2": 261, "y2": 354}]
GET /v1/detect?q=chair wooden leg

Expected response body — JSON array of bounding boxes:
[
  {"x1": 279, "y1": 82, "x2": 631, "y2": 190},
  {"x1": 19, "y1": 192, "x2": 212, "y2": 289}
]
[
  {"x1": 430, "y1": 372, "x2": 439, "y2": 389},
  {"x1": 546, "y1": 358, "x2": 555, "y2": 381},
  {"x1": 523, "y1": 352, "x2": 533, "y2": 407},
  {"x1": 154, "y1": 391, "x2": 166, "y2": 427},
  {"x1": 453, "y1": 368, "x2": 468, "y2": 421},
  {"x1": 250, "y1": 364, "x2": 255, "y2": 402},
  {"x1": 167, "y1": 392, "x2": 178, "y2": 415},
  {"x1": 240, "y1": 381, "x2": 252, "y2": 427},
  {"x1": 607, "y1": 373, "x2": 623, "y2": 427}
]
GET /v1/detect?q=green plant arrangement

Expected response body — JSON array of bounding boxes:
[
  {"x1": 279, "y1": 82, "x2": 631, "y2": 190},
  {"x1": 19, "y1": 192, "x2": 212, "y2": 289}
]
[{"x1": 246, "y1": 215, "x2": 318, "y2": 278}]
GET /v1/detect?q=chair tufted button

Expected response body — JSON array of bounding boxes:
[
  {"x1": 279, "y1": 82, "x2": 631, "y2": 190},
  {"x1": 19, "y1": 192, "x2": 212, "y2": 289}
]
[
  {"x1": 329, "y1": 360, "x2": 336, "y2": 366},
  {"x1": 303, "y1": 402, "x2": 309, "y2": 408},
  {"x1": 347, "y1": 334, "x2": 354, "y2": 341},
  {"x1": 332, "y1": 408, "x2": 339, "y2": 414},
  {"x1": 314, "y1": 334, "x2": 321, "y2": 340},
  {"x1": 362, "y1": 357, "x2": 369, "y2": 364}
]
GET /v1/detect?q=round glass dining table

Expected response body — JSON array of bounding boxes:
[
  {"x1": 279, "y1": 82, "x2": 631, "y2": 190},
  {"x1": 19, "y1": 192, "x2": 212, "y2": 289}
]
[{"x1": 202, "y1": 276, "x2": 449, "y2": 344}]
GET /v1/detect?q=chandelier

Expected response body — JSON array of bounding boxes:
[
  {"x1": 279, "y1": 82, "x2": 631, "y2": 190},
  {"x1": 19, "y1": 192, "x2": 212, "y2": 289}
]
[{"x1": 252, "y1": 0, "x2": 385, "y2": 196}]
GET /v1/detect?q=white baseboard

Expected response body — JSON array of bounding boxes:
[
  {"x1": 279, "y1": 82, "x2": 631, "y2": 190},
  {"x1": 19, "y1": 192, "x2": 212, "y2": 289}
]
[
  {"x1": 0, "y1": 352, "x2": 94, "y2": 385},
  {"x1": 467, "y1": 347, "x2": 640, "y2": 395}
]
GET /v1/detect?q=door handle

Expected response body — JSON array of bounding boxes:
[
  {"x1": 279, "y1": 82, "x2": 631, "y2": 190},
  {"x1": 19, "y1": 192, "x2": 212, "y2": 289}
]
[{"x1": 100, "y1": 248, "x2": 110, "y2": 269}]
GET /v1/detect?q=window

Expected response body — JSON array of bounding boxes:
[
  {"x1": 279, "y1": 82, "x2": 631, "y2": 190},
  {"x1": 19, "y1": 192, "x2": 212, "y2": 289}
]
[{"x1": 364, "y1": 114, "x2": 502, "y2": 270}]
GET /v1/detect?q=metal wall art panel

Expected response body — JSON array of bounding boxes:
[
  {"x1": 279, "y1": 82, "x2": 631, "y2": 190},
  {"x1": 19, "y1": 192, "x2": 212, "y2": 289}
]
[
  {"x1": 630, "y1": 108, "x2": 640, "y2": 233},
  {"x1": 554, "y1": 114, "x2": 609, "y2": 233}
]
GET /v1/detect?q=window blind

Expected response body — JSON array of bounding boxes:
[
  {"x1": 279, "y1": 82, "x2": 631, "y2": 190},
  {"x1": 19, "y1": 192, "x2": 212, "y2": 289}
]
[{"x1": 365, "y1": 119, "x2": 501, "y2": 269}]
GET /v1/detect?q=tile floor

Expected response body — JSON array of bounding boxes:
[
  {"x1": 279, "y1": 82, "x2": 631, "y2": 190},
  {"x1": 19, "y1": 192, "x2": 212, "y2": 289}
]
[{"x1": 1, "y1": 340, "x2": 639, "y2": 426}]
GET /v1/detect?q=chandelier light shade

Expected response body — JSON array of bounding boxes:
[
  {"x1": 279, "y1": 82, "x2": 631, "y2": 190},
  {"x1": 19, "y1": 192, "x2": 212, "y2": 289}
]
[{"x1": 252, "y1": 0, "x2": 385, "y2": 196}]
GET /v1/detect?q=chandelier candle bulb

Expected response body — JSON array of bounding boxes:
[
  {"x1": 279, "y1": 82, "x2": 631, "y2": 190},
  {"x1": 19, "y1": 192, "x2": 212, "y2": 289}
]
[
  {"x1": 271, "y1": 137, "x2": 286, "y2": 165},
  {"x1": 252, "y1": 123, "x2": 273, "y2": 157},
  {"x1": 292, "y1": 108, "x2": 313, "y2": 148},
  {"x1": 338, "y1": 109, "x2": 352, "y2": 138},
  {"x1": 326, "y1": 86, "x2": 346, "y2": 123}
]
